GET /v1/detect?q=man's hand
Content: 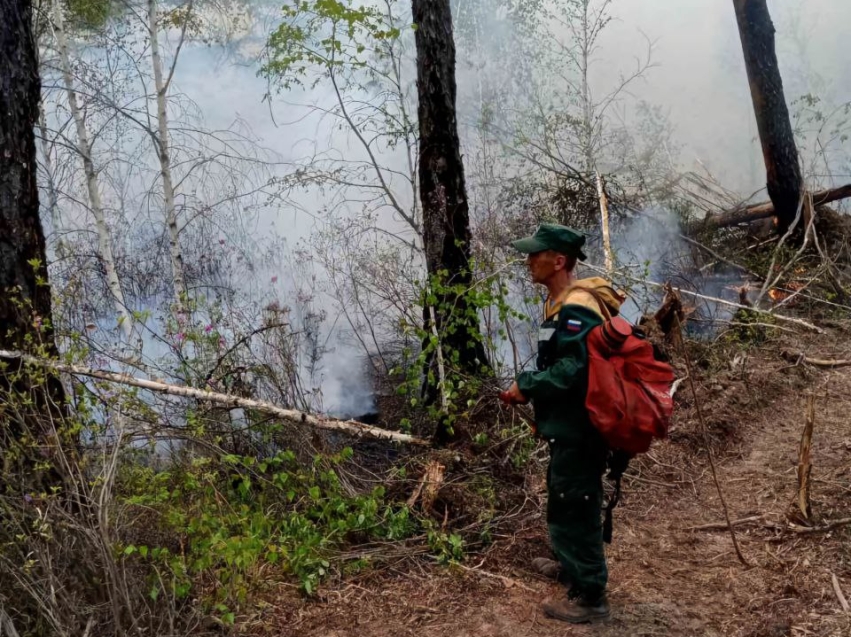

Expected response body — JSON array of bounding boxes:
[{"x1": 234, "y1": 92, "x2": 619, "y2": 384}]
[{"x1": 499, "y1": 381, "x2": 528, "y2": 405}]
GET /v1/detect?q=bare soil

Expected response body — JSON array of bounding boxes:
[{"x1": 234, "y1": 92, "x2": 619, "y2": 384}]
[{"x1": 245, "y1": 326, "x2": 851, "y2": 637}]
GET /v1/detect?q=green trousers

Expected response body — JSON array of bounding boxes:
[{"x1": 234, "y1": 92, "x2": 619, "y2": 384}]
[{"x1": 546, "y1": 442, "x2": 608, "y2": 600}]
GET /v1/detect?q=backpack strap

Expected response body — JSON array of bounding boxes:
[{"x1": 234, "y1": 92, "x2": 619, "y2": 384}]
[
  {"x1": 603, "y1": 450, "x2": 632, "y2": 544},
  {"x1": 578, "y1": 287, "x2": 613, "y2": 321}
]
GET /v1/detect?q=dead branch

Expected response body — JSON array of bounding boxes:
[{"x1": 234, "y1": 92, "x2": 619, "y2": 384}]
[
  {"x1": 704, "y1": 183, "x2": 851, "y2": 228},
  {"x1": 455, "y1": 563, "x2": 537, "y2": 593},
  {"x1": 792, "y1": 396, "x2": 815, "y2": 523},
  {"x1": 596, "y1": 171, "x2": 614, "y2": 273},
  {"x1": 583, "y1": 262, "x2": 824, "y2": 333},
  {"x1": 0, "y1": 607, "x2": 21, "y2": 637},
  {"x1": 684, "y1": 515, "x2": 765, "y2": 532},
  {"x1": 0, "y1": 350, "x2": 429, "y2": 446},
  {"x1": 831, "y1": 573, "x2": 850, "y2": 614},
  {"x1": 407, "y1": 459, "x2": 446, "y2": 512},
  {"x1": 673, "y1": 314, "x2": 750, "y2": 567},
  {"x1": 680, "y1": 234, "x2": 763, "y2": 280},
  {"x1": 781, "y1": 351, "x2": 851, "y2": 368},
  {"x1": 789, "y1": 517, "x2": 851, "y2": 534}
]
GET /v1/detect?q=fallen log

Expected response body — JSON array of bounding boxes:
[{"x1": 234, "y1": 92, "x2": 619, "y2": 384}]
[
  {"x1": 0, "y1": 350, "x2": 429, "y2": 446},
  {"x1": 705, "y1": 183, "x2": 851, "y2": 228}
]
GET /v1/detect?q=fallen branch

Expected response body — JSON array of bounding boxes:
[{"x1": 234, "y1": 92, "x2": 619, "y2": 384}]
[
  {"x1": 832, "y1": 573, "x2": 850, "y2": 614},
  {"x1": 789, "y1": 517, "x2": 851, "y2": 535},
  {"x1": 704, "y1": 183, "x2": 851, "y2": 228},
  {"x1": 455, "y1": 563, "x2": 537, "y2": 593},
  {"x1": 684, "y1": 515, "x2": 765, "y2": 532},
  {"x1": 781, "y1": 351, "x2": 851, "y2": 368},
  {"x1": 0, "y1": 350, "x2": 429, "y2": 446}
]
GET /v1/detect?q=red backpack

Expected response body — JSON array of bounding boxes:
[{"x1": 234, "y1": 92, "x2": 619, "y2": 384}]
[
  {"x1": 580, "y1": 295, "x2": 676, "y2": 543},
  {"x1": 585, "y1": 315, "x2": 675, "y2": 455}
]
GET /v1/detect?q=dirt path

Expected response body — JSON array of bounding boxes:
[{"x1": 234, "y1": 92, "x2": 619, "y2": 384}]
[{"x1": 253, "y1": 332, "x2": 851, "y2": 637}]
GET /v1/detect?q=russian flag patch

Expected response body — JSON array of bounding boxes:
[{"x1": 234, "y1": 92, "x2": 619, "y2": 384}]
[{"x1": 566, "y1": 319, "x2": 583, "y2": 332}]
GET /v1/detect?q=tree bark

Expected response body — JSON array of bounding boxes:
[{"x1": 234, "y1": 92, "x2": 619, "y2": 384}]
[
  {"x1": 732, "y1": 0, "x2": 803, "y2": 234},
  {"x1": 412, "y1": 0, "x2": 489, "y2": 416},
  {"x1": 53, "y1": 0, "x2": 136, "y2": 346},
  {"x1": 148, "y1": 0, "x2": 188, "y2": 313},
  {"x1": 412, "y1": 0, "x2": 490, "y2": 441},
  {"x1": 0, "y1": 0, "x2": 68, "y2": 487}
]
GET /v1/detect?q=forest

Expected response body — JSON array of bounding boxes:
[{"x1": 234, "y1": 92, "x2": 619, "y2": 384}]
[{"x1": 0, "y1": 0, "x2": 850, "y2": 635}]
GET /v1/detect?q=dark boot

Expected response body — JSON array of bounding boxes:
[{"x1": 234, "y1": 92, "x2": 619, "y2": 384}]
[
  {"x1": 530, "y1": 557, "x2": 561, "y2": 580},
  {"x1": 542, "y1": 593, "x2": 610, "y2": 624}
]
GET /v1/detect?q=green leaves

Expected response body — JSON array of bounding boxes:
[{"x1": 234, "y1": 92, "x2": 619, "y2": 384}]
[
  {"x1": 263, "y1": 0, "x2": 405, "y2": 90},
  {"x1": 118, "y1": 447, "x2": 417, "y2": 608}
]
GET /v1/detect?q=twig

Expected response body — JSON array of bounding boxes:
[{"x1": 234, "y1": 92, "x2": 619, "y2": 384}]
[
  {"x1": 455, "y1": 563, "x2": 537, "y2": 593},
  {"x1": 831, "y1": 573, "x2": 850, "y2": 613},
  {"x1": 0, "y1": 349, "x2": 429, "y2": 446},
  {"x1": 679, "y1": 234, "x2": 762, "y2": 280},
  {"x1": 684, "y1": 515, "x2": 765, "y2": 532},
  {"x1": 427, "y1": 305, "x2": 449, "y2": 413},
  {"x1": 81, "y1": 617, "x2": 95, "y2": 637},
  {"x1": 0, "y1": 607, "x2": 21, "y2": 637},
  {"x1": 673, "y1": 315, "x2": 751, "y2": 567}
]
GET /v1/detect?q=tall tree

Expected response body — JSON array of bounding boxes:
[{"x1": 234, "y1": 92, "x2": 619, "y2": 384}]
[
  {"x1": 0, "y1": 0, "x2": 67, "y2": 485},
  {"x1": 412, "y1": 0, "x2": 489, "y2": 405},
  {"x1": 733, "y1": 0, "x2": 803, "y2": 234}
]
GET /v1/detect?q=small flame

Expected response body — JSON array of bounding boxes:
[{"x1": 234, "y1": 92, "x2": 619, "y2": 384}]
[{"x1": 768, "y1": 289, "x2": 787, "y2": 302}]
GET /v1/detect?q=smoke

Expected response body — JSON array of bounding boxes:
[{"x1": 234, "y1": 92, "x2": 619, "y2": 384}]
[{"x1": 49, "y1": 0, "x2": 851, "y2": 419}]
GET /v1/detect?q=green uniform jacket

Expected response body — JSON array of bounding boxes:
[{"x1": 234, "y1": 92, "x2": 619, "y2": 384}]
[{"x1": 516, "y1": 304, "x2": 607, "y2": 475}]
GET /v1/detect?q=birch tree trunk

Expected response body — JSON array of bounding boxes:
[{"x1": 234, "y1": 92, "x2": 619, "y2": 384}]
[
  {"x1": 148, "y1": 0, "x2": 188, "y2": 312},
  {"x1": 53, "y1": 0, "x2": 136, "y2": 345},
  {"x1": 37, "y1": 105, "x2": 63, "y2": 250}
]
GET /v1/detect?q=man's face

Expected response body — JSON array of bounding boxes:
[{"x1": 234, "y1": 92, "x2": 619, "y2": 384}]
[{"x1": 526, "y1": 250, "x2": 566, "y2": 284}]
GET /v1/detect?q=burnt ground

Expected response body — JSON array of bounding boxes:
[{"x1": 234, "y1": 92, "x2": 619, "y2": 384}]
[{"x1": 243, "y1": 324, "x2": 851, "y2": 637}]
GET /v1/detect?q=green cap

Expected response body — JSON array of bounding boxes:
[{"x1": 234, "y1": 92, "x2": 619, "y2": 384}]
[{"x1": 511, "y1": 223, "x2": 587, "y2": 260}]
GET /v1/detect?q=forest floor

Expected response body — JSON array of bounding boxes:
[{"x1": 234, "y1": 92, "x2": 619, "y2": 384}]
[{"x1": 245, "y1": 322, "x2": 851, "y2": 637}]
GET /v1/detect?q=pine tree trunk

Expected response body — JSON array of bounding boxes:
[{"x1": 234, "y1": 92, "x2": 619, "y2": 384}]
[
  {"x1": 0, "y1": 0, "x2": 69, "y2": 486},
  {"x1": 732, "y1": 0, "x2": 803, "y2": 235},
  {"x1": 53, "y1": 0, "x2": 136, "y2": 345},
  {"x1": 412, "y1": 0, "x2": 490, "y2": 436},
  {"x1": 148, "y1": 0, "x2": 188, "y2": 313}
]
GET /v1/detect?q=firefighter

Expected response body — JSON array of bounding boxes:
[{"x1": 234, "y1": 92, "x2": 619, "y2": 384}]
[{"x1": 501, "y1": 223, "x2": 623, "y2": 623}]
